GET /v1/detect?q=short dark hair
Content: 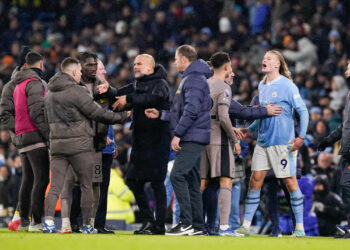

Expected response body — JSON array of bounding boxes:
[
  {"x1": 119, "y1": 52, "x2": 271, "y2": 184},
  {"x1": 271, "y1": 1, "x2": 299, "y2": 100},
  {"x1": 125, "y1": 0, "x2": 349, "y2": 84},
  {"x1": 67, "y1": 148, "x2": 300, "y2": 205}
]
[
  {"x1": 61, "y1": 57, "x2": 80, "y2": 71},
  {"x1": 77, "y1": 51, "x2": 98, "y2": 64},
  {"x1": 176, "y1": 45, "x2": 197, "y2": 62},
  {"x1": 210, "y1": 52, "x2": 230, "y2": 69},
  {"x1": 25, "y1": 51, "x2": 43, "y2": 66}
]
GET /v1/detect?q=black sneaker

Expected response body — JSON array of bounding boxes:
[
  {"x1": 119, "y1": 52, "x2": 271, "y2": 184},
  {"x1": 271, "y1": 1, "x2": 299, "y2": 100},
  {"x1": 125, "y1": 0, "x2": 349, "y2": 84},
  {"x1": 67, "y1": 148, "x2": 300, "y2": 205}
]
[
  {"x1": 71, "y1": 224, "x2": 82, "y2": 233},
  {"x1": 190, "y1": 229, "x2": 208, "y2": 236},
  {"x1": 166, "y1": 222, "x2": 194, "y2": 236},
  {"x1": 97, "y1": 228, "x2": 115, "y2": 234},
  {"x1": 134, "y1": 221, "x2": 153, "y2": 235}
]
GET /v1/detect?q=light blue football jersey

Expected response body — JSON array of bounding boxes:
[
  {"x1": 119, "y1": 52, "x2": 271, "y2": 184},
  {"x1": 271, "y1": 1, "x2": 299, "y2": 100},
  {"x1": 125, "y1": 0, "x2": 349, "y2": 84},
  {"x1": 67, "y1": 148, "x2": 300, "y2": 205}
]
[{"x1": 256, "y1": 75, "x2": 306, "y2": 146}]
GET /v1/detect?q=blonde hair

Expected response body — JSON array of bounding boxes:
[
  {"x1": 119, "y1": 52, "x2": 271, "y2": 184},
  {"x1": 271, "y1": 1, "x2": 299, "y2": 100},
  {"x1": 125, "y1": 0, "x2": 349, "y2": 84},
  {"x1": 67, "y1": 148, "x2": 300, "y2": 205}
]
[{"x1": 262, "y1": 50, "x2": 292, "y2": 84}]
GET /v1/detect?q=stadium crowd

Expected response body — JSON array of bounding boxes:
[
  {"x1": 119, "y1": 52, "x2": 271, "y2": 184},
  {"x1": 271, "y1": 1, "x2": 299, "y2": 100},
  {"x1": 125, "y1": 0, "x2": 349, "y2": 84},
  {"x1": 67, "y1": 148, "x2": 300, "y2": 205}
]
[{"x1": 0, "y1": 0, "x2": 350, "y2": 238}]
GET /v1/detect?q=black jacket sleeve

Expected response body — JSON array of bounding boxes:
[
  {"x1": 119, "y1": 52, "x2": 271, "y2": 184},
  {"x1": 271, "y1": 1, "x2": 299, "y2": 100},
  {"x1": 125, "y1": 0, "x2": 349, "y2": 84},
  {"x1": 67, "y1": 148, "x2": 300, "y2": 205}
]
[
  {"x1": 105, "y1": 83, "x2": 135, "y2": 100},
  {"x1": 126, "y1": 81, "x2": 168, "y2": 108}
]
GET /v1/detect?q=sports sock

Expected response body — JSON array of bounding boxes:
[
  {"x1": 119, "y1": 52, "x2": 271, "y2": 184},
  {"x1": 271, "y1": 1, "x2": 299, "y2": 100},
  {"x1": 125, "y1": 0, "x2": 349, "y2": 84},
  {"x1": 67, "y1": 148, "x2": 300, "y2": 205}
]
[
  {"x1": 45, "y1": 219, "x2": 54, "y2": 226},
  {"x1": 290, "y1": 187, "x2": 304, "y2": 231},
  {"x1": 90, "y1": 217, "x2": 95, "y2": 226},
  {"x1": 219, "y1": 187, "x2": 232, "y2": 226},
  {"x1": 62, "y1": 217, "x2": 71, "y2": 229},
  {"x1": 12, "y1": 211, "x2": 20, "y2": 221},
  {"x1": 242, "y1": 189, "x2": 261, "y2": 229},
  {"x1": 220, "y1": 225, "x2": 230, "y2": 230}
]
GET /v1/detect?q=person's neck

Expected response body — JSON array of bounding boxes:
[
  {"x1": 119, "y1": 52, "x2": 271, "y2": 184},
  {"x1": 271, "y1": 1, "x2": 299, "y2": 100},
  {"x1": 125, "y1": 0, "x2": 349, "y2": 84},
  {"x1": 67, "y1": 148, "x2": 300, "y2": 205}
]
[
  {"x1": 266, "y1": 71, "x2": 280, "y2": 82},
  {"x1": 213, "y1": 71, "x2": 226, "y2": 82},
  {"x1": 82, "y1": 74, "x2": 94, "y2": 83},
  {"x1": 182, "y1": 61, "x2": 192, "y2": 72}
]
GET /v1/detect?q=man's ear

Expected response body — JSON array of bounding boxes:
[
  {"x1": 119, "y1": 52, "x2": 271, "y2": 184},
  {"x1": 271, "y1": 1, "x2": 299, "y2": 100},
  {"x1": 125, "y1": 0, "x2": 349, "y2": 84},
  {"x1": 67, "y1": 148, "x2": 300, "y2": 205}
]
[{"x1": 224, "y1": 63, "x2": 228, "y2": 71}]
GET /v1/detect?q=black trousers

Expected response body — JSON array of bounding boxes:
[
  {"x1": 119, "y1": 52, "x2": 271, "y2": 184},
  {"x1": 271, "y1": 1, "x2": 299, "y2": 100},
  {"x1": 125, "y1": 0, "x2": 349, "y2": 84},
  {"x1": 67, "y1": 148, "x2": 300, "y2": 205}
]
[
  {"x1": 202, "y1": 180, "x2": 219, "y2": 229},
  {"x1": 19, "y1": 147, "x2": 49, "y2": 224},
  {"x1": 94, "y1": 153, "x2": 113, "y2": 229},
  {"x1": 340, "y1": 156, "x2": 350, "y2": 225},
  {"x1": 265, "y1": 177, "x2": 294, "y2": 229},
  {"x1": 126, "y1": 179, "x2": 166, "y2": 229},
  {"x1": 170, "y1": 142, "x2": 205, "y2": 231}
]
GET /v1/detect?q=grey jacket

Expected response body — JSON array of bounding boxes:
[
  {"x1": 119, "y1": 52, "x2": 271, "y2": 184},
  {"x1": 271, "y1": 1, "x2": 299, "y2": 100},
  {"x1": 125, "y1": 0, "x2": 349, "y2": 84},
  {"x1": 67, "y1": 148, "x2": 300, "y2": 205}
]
[{"x1": 45, "y1": 72, "x2": 127, "y2": 156}]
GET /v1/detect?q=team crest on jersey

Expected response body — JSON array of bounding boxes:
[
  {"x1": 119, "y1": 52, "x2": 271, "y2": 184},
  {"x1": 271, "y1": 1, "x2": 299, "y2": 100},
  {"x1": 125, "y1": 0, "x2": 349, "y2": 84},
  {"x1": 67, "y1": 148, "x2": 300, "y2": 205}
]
[
  {"x1": 224, "y1": 89, "x2": 230, "y2": 98},
  {"x1": 272, "y1": 91, "x2": 278, "y2": 98},
  {"x1": 223, "y1": 89, "x2": 230, "y2": 101}
]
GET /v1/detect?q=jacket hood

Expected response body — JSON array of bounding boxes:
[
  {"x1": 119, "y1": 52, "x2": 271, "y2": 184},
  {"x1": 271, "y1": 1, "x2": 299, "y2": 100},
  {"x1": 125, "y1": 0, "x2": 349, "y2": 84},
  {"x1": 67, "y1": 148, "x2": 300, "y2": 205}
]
[
  {"x1": 48, "y1": 72, "x2": 76, "y2": 92},
  {"x1": 138, "y1": 64, "x2": 168, "y2": 81},
  {"x1": 182, "y1": 59, "x2": 212, "y2": 79},
  {"x1": 13, "y1": 68, "x2": 41, "y2": 84}
]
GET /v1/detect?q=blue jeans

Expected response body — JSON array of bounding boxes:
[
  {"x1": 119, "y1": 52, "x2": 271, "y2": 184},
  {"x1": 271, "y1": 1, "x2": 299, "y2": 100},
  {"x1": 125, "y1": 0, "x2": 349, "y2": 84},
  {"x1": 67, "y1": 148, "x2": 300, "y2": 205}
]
[
  {"x1": 164, "y1": 169, "x2": 180, "y2": 225},
  {"x1": 229, "y1": 182, "x2": 241, "y2": 229}
]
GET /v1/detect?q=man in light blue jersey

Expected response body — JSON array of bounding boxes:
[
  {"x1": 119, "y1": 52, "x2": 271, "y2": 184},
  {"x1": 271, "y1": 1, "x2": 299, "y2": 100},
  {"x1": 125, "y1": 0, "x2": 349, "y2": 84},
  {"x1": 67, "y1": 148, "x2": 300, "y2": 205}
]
[{"x1": 236, "y1": 50, "x2": 309, "y2": 237}]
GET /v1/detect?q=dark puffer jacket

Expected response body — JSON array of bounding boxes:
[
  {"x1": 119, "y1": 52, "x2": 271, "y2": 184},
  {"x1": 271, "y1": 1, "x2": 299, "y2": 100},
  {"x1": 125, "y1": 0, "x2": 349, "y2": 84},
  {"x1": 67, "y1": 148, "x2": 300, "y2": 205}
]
[
  {"x1": 11, "y1": 68, "x2": 49, "y2": 149},
  {"x1": 170, "y1": 59, "x2": 212, "y2": 145},
  {"x1": 0, "y1": 68, "x2": 19, "y2": 132},
  {"x1": 80, "y1": 77, "x2": 115, "y2": 151},
  {"x1": 104, "y1": 64, "x2": 171, "y2": 181},
  {"x1": 45, "y1": 72, "x2": 127, "y2": 156}
]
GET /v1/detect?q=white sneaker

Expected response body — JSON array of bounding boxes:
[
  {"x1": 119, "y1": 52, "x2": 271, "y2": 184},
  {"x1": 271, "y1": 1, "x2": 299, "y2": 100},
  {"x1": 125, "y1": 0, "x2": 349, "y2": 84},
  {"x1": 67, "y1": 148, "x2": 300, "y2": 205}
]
[
  {"x1": 61, "y1": 222, "x2": 72, "y2": 233},
  {"x1": 29, "y1": 223, "x2": 43, "y2": 232}
]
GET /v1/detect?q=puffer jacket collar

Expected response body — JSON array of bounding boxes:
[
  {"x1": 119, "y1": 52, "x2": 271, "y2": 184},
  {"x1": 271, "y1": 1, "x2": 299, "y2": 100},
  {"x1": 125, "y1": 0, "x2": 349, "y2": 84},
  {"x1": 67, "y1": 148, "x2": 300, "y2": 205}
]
[
  {"x1": 13, "y1": 68, "x2": 42, "y2": 84},
  {"x1": 48, "y1": 72, "x2": 76, "y2": 92}
]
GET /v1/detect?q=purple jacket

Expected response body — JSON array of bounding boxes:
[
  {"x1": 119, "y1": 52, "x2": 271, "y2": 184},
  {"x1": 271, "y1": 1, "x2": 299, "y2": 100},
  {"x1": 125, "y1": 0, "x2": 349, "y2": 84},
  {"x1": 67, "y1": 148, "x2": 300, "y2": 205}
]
[{"x1": 170, "y1": 59, "x2": 211, "y2": 144}]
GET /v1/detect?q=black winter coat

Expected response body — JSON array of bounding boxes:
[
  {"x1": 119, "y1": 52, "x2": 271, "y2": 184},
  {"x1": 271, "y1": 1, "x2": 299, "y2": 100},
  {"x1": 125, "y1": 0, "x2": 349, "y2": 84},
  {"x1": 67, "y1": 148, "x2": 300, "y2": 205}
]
[{"x1": 107, "y1": 64, "x2": 171, "y2": 181}]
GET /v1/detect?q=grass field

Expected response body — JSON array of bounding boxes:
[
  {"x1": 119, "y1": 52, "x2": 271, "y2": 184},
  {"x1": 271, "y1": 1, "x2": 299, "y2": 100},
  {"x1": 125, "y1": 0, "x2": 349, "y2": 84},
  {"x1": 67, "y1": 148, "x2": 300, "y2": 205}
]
[{"x1": 1, "y1": 229, "x2": 350, "y2": 250}]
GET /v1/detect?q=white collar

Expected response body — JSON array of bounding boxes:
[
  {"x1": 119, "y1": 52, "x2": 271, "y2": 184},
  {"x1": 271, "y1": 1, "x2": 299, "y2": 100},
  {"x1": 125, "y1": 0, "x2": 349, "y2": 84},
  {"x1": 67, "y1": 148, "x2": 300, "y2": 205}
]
[{"x1": 266, "y1": 75, "x2": 282, "y2": 86}]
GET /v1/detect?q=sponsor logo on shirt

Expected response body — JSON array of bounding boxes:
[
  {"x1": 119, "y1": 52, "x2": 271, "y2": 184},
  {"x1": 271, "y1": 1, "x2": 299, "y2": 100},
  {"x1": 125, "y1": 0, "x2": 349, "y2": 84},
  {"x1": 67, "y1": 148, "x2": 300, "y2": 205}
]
[
  {"x1": 293, "y1": 94, "x2": 301, "y2": 99},
  {"x1": 272, "y1": 91, "x2": 277, "y2": 98}
]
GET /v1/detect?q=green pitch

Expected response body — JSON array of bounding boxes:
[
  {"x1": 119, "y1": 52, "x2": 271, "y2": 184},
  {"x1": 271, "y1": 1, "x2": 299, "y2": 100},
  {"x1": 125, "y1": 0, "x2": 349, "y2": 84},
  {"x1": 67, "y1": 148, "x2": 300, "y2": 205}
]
[{"x1": 1, "y1": 229, "x2": 350, "y2": 250}]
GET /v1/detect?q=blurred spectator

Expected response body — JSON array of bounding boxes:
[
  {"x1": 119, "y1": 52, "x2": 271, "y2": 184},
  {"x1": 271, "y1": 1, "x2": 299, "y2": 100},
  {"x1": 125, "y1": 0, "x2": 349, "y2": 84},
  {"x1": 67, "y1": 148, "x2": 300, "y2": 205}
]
[
  {"x1": 313, "y1": 119, "x2": 329, "y2": 146},
  {"x1": 106, "y1": 160, "x2": 135, "y2": 224},
  {"x1": 329, "y1": 75, "x2": 348, "y2": 112},
  {"x1": 312, "y1": 152, "x2": 336, "y2": 182},
  {"x1": 309, "y1": 106, "x2": 322, "y2": 130},
  {"x1": 312, "y1": 175, "x2": 345, "y2": 236},
  {"x1": 283, "y1": 37, "x2": 318, "y2": 74},
  {"x1": 323, "y1": 107, "x2": 341, "y2": 132}
]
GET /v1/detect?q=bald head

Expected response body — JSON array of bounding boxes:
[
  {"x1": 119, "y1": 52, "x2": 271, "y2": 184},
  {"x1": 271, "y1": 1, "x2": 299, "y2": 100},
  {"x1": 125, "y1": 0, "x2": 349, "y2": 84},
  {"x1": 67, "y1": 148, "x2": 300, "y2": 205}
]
[{"x1": 133, "y1": 54, "x2": 155, "y2": 78}]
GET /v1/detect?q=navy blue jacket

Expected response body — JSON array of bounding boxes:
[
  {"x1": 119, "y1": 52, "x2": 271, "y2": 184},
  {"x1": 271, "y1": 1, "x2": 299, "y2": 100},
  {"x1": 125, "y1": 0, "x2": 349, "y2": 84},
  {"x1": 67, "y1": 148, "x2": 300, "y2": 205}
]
[
  {"x1": 229, "y1": 98, "x2": 267, "y2": 125},
  {"x1": 170, "y1": 59, "x2": 211, "y2": 145}
]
